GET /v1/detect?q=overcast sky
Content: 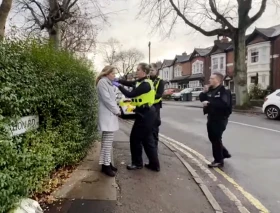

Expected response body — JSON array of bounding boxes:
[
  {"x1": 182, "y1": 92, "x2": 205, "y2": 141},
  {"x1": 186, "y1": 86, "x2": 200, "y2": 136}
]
[
  {"x1": 4, "y1": 0, "x2": 280, "y2": 71},
  {"x1": 92, "y1": 0, "x2": 280, "y2": 71}
]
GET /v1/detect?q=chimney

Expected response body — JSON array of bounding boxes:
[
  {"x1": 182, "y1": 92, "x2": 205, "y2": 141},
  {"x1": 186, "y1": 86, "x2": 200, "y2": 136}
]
[
  {"x1": 221, "y1": 36, "x2": 229, "y2": 43},
  {"x1": 182, "y1": 52, "x2": 187, "y2": 56}
]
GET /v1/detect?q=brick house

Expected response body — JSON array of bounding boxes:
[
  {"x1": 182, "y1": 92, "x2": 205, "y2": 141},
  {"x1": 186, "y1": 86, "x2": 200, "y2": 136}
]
[
  {"x1": 208, "y1": 37, "x2": 234, "y2": 91},
  {"x1": 246, "y1": 24, "x2": 280, "y2": 90},
  {"x1": 188, "y1": 47, "x2": 212, "y2": 88},
  {"x1": 170, "y1": 53, "x2": 191, "y2": 89}
]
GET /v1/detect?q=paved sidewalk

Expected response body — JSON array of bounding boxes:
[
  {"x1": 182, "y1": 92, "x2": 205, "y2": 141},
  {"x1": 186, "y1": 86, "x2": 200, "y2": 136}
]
[
  {"x1": 163, "y1": 100, "x2": 263, "y2": 114},
  {"x1": 114, "y1": 123, "x2": 214, "y2": 213},
  {"x1": 45, "y1": 142, "x2": 117, "y2": 213}
]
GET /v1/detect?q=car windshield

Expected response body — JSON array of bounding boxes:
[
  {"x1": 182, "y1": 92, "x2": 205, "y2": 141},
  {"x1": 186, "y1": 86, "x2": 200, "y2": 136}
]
[{"x1": 181, "y1": 88, "x2": 192, "y2": 93}]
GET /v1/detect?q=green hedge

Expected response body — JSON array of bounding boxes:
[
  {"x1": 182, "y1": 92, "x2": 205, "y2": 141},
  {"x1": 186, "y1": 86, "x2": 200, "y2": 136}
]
[{"x1": 0, "y1": 40, "x2": 98, "y2": 212}]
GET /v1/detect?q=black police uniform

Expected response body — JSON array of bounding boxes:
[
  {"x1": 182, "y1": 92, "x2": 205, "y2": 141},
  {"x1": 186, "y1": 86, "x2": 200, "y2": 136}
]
[
  {"x1": 118, "y1": 78, "x2": 160, "y2": 171},
  {"x1": 199, "y1": 85, "x2": 231, "y2": 166},
  {"x1": 150, "y1": 76, "x2": 164, "y2": 148}
]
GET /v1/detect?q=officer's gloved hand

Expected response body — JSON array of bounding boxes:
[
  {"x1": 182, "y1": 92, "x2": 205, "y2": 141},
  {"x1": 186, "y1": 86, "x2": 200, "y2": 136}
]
[{"x1": 112, "y1": 81, "x2": 120, "y2": 87}]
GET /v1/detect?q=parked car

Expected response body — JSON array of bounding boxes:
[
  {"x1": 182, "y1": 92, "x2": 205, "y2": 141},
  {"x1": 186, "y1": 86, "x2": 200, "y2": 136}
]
[
  {"x1": 116, "y1": 91, "x2": 135, "y2": 118},
  {"x1": 171, "y1": 88, "x2": 193, "y2": 101},
  {"x1": 190, "y1": 87, "x2": 204, "y2": 100},
  {"x1": 262, "y1": 89, "x2": 280, "y2": 120},
  {"x1": 163, "y1": 88, "x2": 181, "y2": 96},
  {"x1": 163, "y1": 88, "x2": 181, "y2": 100}
]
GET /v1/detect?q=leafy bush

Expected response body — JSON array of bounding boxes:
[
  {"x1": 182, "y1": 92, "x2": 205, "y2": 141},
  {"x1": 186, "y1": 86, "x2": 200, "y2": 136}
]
[
  {"x1": 0, "y1": 40, "x2": 98, "y2": 212},
  {"x1": 248, "y1": 84, "x2": 267, "y2": 100}
]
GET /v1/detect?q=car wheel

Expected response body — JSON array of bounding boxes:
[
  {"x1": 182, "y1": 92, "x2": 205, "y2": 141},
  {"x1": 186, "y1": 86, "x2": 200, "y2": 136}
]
[
  {"x1": 174, "y1": 98, "x2": 178, "y2": 101},
  {"x1": 265, "y1": 105, "x2": 280, "y2": 120}
]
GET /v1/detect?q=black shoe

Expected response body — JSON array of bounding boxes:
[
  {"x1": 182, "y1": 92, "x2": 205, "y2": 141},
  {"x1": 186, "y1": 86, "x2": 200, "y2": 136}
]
[
  {"x1": 110, "y1": 163, "x2": 118, "y2": 172},
  {"x1": 208, "y1": 161, "x2": 224, "y2": 168},
  {"x1": 126, "y1": 164, "x2": 143, "y2": 170},
  {"x1": 101, "y1": 165, "x2": 116, "y2": 177},
  {"x1": 224, "y1": 153, "x2": 232, "y2": 159},
  {"x1": 145, "y1": 164, "x2": 160, "y2": 172}
]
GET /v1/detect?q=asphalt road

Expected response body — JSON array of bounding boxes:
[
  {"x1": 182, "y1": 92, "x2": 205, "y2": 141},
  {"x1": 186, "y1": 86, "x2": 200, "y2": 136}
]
[{"x1": 160, "y1": 104, "x2": 280, "y2": 213}]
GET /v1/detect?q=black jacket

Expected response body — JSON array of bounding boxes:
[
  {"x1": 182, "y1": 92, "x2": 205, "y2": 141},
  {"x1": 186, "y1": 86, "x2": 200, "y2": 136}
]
[{"x1": 199, "y1": 85, "x2": 231, "y2": 120}]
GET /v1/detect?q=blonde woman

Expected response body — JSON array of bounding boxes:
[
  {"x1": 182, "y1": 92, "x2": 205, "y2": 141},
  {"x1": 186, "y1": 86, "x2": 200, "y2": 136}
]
[{"x1": 96, "y1": 66, "x2": 120, "y2": 177}]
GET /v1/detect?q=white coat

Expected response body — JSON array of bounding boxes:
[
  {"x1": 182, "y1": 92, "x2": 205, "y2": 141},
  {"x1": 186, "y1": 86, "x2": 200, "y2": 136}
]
[{"x1": 97, "y1": 77, "x2": 120, "y2": 132}]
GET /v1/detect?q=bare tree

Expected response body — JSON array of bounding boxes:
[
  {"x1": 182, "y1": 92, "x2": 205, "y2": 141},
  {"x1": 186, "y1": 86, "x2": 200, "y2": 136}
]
[
  {"x1": 138, "y1": 0, "x2": 270, "y2": 106},
  {"x1": 0, "y1": 0, "x2": 13, "y2": 40},
  {"x1": 117, "y1": 48, "x2": 144, "y2": 78},
  {"x1": 14, "y1": 0, "x2": 110, "y2": 49},
  {"x1": 101, "y1": 39, "x2": 144, "y2": 77},
  {"x1": 60, "y1": 13, "x2": 98, "y2": 54},
  {"x1": 101, "y1": 38, "x2": 122, "y2": 66}
]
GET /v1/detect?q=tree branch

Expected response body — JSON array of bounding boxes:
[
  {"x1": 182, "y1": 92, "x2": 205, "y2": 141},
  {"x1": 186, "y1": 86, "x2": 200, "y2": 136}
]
[
  {"x1": 247, "y1": 0, "x2": 268, "y2": 26},
  {"x1": 168, "y1": 0, "x2": 232, "y2": 37},
  {"x1": 208, "y1": 0, "x2": 235, "y2": 30}
]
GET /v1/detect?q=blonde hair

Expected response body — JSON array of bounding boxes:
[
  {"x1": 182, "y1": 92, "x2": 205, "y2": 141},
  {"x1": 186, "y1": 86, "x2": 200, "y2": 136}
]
[{"x1": 96, "y1": 65, "x2": 115, "y2": 85}]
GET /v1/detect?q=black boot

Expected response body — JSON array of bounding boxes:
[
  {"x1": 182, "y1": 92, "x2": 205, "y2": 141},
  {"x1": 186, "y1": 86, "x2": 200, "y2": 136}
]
[
  {"x1": 102, "y1": 165, "x2": 115, "y2": 177},
  {"x1": 110, "y1": 163, "x2": 118, "y2": 172},
  {"x1": 208, "y1": 161, "x2": 224, "y2": 168},
  {"x1": 126, "y1": 164, "x2": 143, "y2": 170},
  {"x1": 145, "y1": 164, "x2": 160, "y2": 172}
]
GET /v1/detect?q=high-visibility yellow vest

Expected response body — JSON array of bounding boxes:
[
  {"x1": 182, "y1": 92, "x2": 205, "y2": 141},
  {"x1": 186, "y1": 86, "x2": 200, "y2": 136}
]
[
  {"x1": 131, "y1": 79, "x2": 155, "y2": 107},
  {"x1": 154, "y1": 77, "x2": 162, "y2": 104}
]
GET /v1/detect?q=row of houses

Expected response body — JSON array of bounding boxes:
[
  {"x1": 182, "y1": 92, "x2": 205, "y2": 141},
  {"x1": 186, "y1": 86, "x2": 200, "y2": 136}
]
[{"x1": 154, "y1": 24, "x2": 280, "y2": 92}]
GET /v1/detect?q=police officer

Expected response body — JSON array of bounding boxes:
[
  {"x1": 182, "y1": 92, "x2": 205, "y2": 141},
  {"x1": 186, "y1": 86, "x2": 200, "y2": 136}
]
[
  {"x1": 150, "y1": 63, "x2": 164, "y2": 149},
  {"x1": 113, "y1": 63, "x2": 160, "y2": 172},
  {"x1": 199, "y1": 72, "x2": 232, "y2": 168}
]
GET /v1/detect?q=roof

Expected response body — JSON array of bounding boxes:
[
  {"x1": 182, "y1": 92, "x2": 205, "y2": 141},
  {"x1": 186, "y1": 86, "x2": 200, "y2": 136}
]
[
  {"x1": 194, "y1": 47, "x2": 213, "y2": 56},
  {"x1": 256, "y1": 24, "x2": 280, "y2": 37},
  {"x1": 170, "y1": 75, "x2": 190, "y2": 82},
  {"x1": 173, "y1": 53, "x2": 191, "y2": 64},
  {"x1": 155, "y1": 61, "x2": 162, "y2": 70},
  {"x1": 211, "y1": 40, "x2": 232, "y2": 55},
  {"x1": 188, "y1": 73, "x2": 204, "y2": 79},
  {"x1": 162, "y1": 59, "x2": 173, "y2": 68}
]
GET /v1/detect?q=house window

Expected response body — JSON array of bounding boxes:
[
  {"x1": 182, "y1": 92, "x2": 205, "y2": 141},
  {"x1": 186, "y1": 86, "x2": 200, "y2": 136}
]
[
  {"x1": 262, "y1": 75, "x2": 266, "y2": 83},
  {"x1": 250, "y1": 76, "x2": 256, "y2": 84},
  {"x1": 251, "y1": 49, "x2": 259, "y2": 63},
  {"x1": 189, "y1": 80, "x2": 201, "y2": 88},
  {"x1": 192, "y1": 61, "x2": 203, "y2": 74},
  {"x1": 212, "y1": 58, "x2": 218, "y2": 70},
  {"x1": 220, "y1": 57, "x2": 224, "y2": 69}
]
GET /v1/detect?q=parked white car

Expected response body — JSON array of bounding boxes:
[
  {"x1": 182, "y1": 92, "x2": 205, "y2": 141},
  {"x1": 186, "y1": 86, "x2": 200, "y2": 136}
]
[
  {"x1": 171, "y1": 87, "x2": 204, "y2": 101},
  {"x1": 171, "y1": 88, "x2": 193, "y2": 101},
  {"x1": 262, "y1": 89, "x2": 280, "y2": 120}
]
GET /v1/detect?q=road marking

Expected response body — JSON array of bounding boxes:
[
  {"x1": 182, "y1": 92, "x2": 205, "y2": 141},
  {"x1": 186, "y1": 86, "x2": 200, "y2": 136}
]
[
  {"x1": 218, "y1": 184, "x2": 250, "y2": 213},
  {"x1": 121, "y1": 119, "x2": 270, "y2": 213},
  {"x1": 159, "y1": 133, "x2": 270, "y2": 213},
  {"x1": 194, "y1": 118, "x2": 280, "y2": 134},
  {"x1": 229, "y1": 121, "x2": 280, "y2": 134},
  {"x1": 160, "y1": 137, "x2": 217, "y2": 182}
]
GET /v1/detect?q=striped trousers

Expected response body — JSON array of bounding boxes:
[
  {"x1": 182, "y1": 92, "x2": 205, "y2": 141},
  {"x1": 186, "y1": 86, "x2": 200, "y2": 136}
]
[{"x1": 99, "y1": 131, "x2": 114, "y2": 166}]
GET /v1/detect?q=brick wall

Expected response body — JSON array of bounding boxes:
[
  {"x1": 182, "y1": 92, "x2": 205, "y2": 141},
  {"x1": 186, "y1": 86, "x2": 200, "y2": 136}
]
[
  {"x1": 181, "y1": 61, "x2": 191, "y2": 76},
  {"x1": 226, "y1": 50, "x2": 234, "y2": 77}
]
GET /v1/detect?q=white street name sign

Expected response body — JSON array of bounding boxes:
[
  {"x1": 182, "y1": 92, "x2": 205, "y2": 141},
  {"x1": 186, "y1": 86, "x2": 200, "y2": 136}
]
[{"x1": 10, "y1": 115, "x2": 39, "y2": 136}]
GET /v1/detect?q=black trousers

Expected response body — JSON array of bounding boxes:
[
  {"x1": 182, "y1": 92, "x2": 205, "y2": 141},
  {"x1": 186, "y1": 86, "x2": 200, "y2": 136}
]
[
  {"x1": 130, "y1": 106, "x2": 160, "y2": 168},
  {"x1": 152, "y1": 105, "x2": 161, "y2": 149},
  {"x1": 207, "y1": 118, "x2": 229, "y2": 163}
]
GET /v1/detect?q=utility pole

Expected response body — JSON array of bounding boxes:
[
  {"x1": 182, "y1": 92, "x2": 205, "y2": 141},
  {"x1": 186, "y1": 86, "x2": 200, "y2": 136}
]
[{"x1": 148, "y1": 41, "x2": 151, "y2": 64}]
